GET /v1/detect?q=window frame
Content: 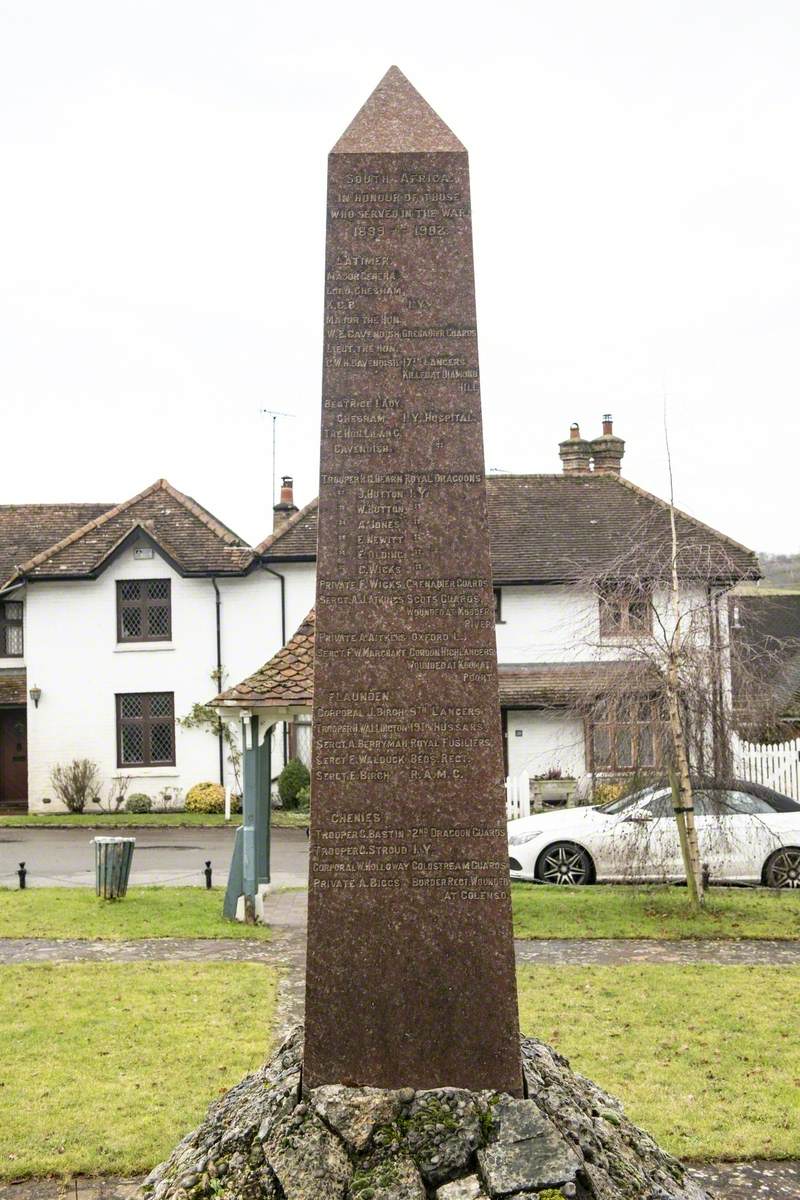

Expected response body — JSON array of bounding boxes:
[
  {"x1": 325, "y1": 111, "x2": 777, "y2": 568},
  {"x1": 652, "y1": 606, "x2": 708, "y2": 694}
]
[
  {"x1": 115, "y1": 692, "x2": 176, "y2": 768},
  {"x1": 598, "y1": 584, "x2": 653, "y2": 640},
  {"x1": 589, "y1": 697, "x2": 665, "y2": 774},
  {"x1": 493, "y1": 588, "x2": 503, "y2": 624},
  {"x1": 116, "y1": 579, "x2": 172, "y2": 644},
  {"x1": 1, "y1": 600, "x2": 24, "y2": 658}
]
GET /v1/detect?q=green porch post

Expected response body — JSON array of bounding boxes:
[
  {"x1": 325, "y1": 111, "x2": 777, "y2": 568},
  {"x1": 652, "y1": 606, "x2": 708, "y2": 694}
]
[
  {"x1": 256, "y1": 722, "x2": 272, "y2": 886},
  {"x1": 222, "y1": 711, "x2": 274, "y2": 922},
  {"x1": 241, "y1": 714, "x2": 258, "y2": 922}
]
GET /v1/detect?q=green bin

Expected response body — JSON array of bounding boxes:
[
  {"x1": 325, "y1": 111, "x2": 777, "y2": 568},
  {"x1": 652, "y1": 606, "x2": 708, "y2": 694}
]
[{"x1": 94, "y1": 836, "x2": 136, "y2": 899}]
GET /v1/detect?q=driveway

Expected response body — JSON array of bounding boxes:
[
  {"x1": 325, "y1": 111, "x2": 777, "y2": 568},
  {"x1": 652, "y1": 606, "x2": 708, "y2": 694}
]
[{"x1": 0, "y1": 825, "x2": 310, "y2": 889}]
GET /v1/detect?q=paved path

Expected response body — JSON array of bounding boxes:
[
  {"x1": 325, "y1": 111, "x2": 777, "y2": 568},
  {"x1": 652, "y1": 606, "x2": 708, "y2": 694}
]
[
  {"x1": 0, "y1": 827, "x2": 310, "y2": 889},
  {"x1": 514, "y1": 937, "x2": 800, "y2": 965}
]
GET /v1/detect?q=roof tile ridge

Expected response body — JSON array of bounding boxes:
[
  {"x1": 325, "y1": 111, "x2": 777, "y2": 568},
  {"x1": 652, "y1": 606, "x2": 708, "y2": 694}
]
[
  {"x1": 611, "y1": 475, "x2": 760, "y2": 565},
  {"x1": 256, "y1": 497, "x2": 320, "y2": 555},
  {"x1": 157, "y1": 480, "x2": 252, "y2": 551},
  {"x1": 8, "y1": 481, "x2": 164, "y2": 582}
]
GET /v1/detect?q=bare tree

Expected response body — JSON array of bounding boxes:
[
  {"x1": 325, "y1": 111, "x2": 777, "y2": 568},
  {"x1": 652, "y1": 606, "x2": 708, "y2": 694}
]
[{"x1": 561, "y1": 480, "x2": 778, "y2": 907}]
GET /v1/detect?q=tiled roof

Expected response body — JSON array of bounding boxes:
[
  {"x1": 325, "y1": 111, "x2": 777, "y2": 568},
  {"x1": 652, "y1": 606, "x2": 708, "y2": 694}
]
[
  {"x1": 5, "y1": 480, "x2": 254, "y2": 583},
  {"x1": 0, "y1": 504, "x2": 113, "y2": 588},
  {"x1": 257, "y1": 499, "x2": 319, "y2": 560},
  {"x1": 485, "y1": 474, "x2": 758, "y2": 583},
  {"x1": 214, "y1": 611, "x2": 315, "y2": 708},
  {"x1": 0, "y1": 671, "x2": 26, "y2": 706},
  {"x1": 498, "y1": 661, "x2": 657, "y2": 708},
  {"x1": 256, "y1": 475, "x2": 759, "y2": 582},
  {"x1": 217, "y1": 617, "x2": 653, "y2": 713}
]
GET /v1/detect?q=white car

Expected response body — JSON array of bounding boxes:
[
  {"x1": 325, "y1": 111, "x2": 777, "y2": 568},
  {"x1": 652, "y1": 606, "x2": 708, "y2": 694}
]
[{"x1": 507, "y1": 781, "x2": 800, "y2": 887}]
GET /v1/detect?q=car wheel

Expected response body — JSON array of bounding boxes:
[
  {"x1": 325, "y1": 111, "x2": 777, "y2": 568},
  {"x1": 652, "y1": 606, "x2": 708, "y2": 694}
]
[
  {"x1": 764, "y1": 847, "x2": 800, "y2": 889},
  {"x1": 536, "y1": 842, "x2": 594, "y2": 886}
]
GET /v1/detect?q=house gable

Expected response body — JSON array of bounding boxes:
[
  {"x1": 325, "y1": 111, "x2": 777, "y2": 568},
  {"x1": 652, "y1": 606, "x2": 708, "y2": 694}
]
[{"x1": 5, "y1": 480, "x2": 255, "y2": 585}]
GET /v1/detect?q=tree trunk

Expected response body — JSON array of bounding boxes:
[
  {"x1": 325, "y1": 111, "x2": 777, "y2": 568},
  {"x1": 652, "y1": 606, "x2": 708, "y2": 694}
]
[{"x1": 665, "y1": 441, "x2": 704, "y2": 907}]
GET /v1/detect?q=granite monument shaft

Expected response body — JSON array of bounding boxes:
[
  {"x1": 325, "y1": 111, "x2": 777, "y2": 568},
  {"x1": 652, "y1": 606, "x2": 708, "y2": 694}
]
[{"x1": 304, "y1": 67, "x2": 522, "y2": 1094}]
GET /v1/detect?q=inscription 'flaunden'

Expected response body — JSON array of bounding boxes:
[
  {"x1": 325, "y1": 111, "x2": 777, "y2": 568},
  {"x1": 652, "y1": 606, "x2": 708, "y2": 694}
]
[{"x1": 304, "y1": 66, "x2": 522, "y2": 1094}]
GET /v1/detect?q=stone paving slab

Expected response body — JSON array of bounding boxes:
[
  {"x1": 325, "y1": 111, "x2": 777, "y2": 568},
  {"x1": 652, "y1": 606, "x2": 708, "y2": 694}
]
[
  {"x1": 688, "y1": 1159, "x2": 800, "y2": 1198},
  {"x1": 2, "y1": 934, "x2": 798, "y2": 967},
  {"x1": 0, "y1": 937, "x2": 276, "y2": 963},
  {"x1": 514, "y1": 937, "x2": 800, "y2": 965},
  {"x1": 2, "y1": 1162, "x2": 799, "y2": 1200}
]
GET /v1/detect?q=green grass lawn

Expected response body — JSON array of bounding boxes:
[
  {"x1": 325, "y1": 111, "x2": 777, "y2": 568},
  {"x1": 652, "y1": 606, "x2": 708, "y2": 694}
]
[
  {"x1": 512, "y1": 882, "x2": 800, "y2": 940},
  {"x1": 0, "y1": 887, "x2": 271, "y2": 940},
  {"x1": 518, "y1": 964, "x2": 799, "y2": 1161},
  {"x1": 0, "y1": 809, "x2": 309, "y2": 829},
  {"x1": 0, "y1": 962, "x2": 277, "y2": 1179}
]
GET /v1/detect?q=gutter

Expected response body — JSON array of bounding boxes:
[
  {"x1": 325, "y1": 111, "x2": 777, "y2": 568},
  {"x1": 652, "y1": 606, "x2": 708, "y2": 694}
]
[
  {"x1": 0, "y1": 579, "x2": 26, "y2": 599},
  {"x1": 212, "y1": 578, "x2": 224, "y2": 786}
]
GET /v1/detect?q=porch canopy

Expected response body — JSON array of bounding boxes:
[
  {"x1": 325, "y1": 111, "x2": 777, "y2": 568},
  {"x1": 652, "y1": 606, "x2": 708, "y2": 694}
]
[{"x1": 211, "y1": 610, "x2": 314, "y2": 724}]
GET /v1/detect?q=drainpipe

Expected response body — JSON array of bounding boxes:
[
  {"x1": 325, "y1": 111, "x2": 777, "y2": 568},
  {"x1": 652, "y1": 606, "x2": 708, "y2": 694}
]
[
  {"x1": 262, "y1": 565, "x2": 289, "y2": 769},
  {"x1": 212, "y1": 578, "x2": 224, "y2": 786}
]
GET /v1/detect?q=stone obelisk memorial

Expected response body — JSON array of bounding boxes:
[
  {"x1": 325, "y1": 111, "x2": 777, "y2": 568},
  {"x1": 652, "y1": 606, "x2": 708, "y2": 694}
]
[
  {"x1": 143, "y1": 70, "x2": 711, "y2": 1200},
  {"x1": 305, "y1": 66, "x2": 522, "y2": 1094}
]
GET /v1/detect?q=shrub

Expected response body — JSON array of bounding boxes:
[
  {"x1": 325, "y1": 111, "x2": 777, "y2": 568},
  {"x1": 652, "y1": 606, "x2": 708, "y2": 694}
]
[
  {"x1": 295, "y1": 784, "x2": 310, "y2": 811},
  {"x1": 185, "y1": 782, "x2": 226, "y2": 814},
  {"x1": 278, "y1": 758, "x2": 310, "y2": 810},
  {"x1": 593, "y1": 780, "x2": 626, "y2": 806},
  {"x1": 125, "y1": 793, "x2": 152, "y2": 814},
  {"x1": 50, "y1": 760, "x2": 101, "y2": 813}
]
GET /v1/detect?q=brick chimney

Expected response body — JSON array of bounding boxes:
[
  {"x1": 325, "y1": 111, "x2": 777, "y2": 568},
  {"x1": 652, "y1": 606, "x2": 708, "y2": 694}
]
[
  {"x1": 591, "y1": 414, "x2": 625, "y2": 475},
  {"x1": 559, "y1": 423, "x2": 593, "y2": 474},
  {"x1": 273, "y1": 475, "x2": 298, "y2": 529}
]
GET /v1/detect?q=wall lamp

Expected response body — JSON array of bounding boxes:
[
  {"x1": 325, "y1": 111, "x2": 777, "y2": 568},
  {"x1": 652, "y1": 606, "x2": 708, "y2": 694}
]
[{"x1": 29, "y1": 686, "x2": 42, "y2": 709}]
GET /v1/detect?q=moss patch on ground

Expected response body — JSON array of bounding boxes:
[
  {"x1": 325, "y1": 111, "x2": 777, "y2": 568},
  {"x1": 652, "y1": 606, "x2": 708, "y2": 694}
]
[
  {"x1": 512, "y1": 882, "x2": 800, "y2": 939},
  {"x1": 0, "y1": 886, "x2": 271, "y2": 940},
  {"x1": 518, "y1": 963, "x2": 800, "y2": 1160},
  {"x1": 0, "y1": 962, "x2": 278, "y2": 1179}
]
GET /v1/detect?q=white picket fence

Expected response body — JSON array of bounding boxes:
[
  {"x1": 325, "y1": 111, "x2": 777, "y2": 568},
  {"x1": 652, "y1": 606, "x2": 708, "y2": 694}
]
[
  {"x1": 505, "y1": 771, "x2": 531, "y2": 821},
  {"x1": 733, "y1": 736, "x2": 800, "y2": 801}
]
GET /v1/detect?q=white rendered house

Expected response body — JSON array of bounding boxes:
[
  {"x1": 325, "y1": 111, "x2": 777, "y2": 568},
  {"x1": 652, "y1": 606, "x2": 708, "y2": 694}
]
[
  {"x1": 254, "y1": 418, "x2": 759, "y2": 793},
  {"x1": 0, "y1": 420, "x2": 759, "y2": 813},
  {"x1": 0, "y1": 479, "x2": 314, "y2": 813}
]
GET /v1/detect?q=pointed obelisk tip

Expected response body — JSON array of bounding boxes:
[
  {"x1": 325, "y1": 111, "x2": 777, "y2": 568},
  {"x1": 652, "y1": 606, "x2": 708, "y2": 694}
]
[{"x1": 331, "y1": 65, "x2": 465, "y2": 154}]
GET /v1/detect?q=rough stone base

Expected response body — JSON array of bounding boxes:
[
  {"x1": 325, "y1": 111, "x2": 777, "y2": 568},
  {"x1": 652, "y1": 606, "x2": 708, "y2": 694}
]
[{"x1": 139, "y1": 1028, "x2": 711, "y2": 1200}]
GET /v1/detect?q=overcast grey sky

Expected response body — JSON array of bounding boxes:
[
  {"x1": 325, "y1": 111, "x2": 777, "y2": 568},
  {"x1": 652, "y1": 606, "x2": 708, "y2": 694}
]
[{"x1": 1, "y1": 1, "x2": 798, "y2": 553}]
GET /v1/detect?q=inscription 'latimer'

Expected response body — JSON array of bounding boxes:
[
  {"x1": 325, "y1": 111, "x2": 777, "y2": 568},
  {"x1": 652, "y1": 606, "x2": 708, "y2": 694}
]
[{"x1": 303, "y1": 65, "x2": 522, "y2": 1096}]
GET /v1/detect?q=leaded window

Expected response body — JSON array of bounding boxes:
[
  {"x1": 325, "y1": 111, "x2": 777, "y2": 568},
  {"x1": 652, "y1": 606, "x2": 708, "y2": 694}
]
[
  {"x1": 116, "y1": 692, "x2": 175, "y2": 767},
  {"x1": 1, "y1": 601, "x2": 23, "y2": 657},
  {"x1": 598, "y1": 585, "x2": 652, "y2": 639},
  {"x1": 590, "y1": 697, "x2": 665, "y2": 773},
  {"x1": 117, "y1": 580, "x2": 172, "y2": 642}
]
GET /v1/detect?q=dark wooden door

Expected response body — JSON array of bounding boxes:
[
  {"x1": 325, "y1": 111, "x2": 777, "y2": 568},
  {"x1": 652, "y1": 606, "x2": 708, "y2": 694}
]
[{"x1": 0, "y1": 709, "x2": 28, "y2": 809}]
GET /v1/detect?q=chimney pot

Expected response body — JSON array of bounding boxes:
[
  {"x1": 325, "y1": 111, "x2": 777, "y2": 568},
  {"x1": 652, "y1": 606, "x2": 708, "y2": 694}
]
[
  {"x1": 273, "y1": 473, "x2": 299, "y2": 529},
  {"x1": 592, "y1": 417, "x2": 625, "y2": 475},
  {"x1": 559, "y1": 426, "x2": 592, "y2": 474}
]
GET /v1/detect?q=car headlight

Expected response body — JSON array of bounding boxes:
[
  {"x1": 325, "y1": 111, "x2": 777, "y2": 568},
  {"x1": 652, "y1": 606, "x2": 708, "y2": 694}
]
[{"x1": 508, "y1": 829, "x2": 545, "y2": 847}]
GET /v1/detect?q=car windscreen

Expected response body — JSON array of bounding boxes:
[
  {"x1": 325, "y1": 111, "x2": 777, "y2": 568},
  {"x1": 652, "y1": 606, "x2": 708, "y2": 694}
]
[{"x1": 594, "y1": 791, "x2": 645, "y2": 814}]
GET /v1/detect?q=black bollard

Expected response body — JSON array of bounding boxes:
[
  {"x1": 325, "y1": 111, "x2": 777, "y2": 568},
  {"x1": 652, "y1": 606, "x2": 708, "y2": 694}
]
[
  {"x1": 204, "y1": 860, "x2": 213, "y2": 889},
  {"x1": 18, "y1": 862, "x2": 26, "y2": 889}
]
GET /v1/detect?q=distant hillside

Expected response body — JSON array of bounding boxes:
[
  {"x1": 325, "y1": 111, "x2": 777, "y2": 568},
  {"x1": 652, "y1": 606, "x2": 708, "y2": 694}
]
[{"x1": 759, "y1": 553, "x2": 800, "y2": 590}]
